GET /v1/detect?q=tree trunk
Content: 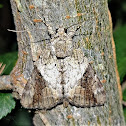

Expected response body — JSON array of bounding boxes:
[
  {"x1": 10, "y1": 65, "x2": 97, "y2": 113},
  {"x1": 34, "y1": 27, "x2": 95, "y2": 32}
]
[{"x1": 10, "y1": 0, "x2": 125, "y2": 125}]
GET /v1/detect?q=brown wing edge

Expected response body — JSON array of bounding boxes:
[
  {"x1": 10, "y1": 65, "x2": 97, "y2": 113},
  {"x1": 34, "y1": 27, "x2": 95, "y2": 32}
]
[
  {"x1": 21, "y1": 66, "x2": 63, "y2": 110},
  {"x1": 67, "y1": 64, "x2": 106, "y2": 108}
]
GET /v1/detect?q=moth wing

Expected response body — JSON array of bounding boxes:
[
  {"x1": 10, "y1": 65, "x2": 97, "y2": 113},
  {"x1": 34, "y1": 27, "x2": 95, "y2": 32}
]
[
  {"x1": 21, "y1": 67, "x2": 62, "y2": 109},
  {"x1": 67, "y1": 64, "x2": 106, "y2": 107}
]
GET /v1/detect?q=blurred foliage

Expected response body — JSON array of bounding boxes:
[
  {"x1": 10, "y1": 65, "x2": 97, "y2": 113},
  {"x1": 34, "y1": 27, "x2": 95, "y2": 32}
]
[
  {"x1": 109, "y1": 0, "x2": 126, "y2": 28},
  {"x1": 0, "y1": 52, "x2": 33, "y2": 125},
  {"x1": 113, "y1": 24, "x2": 126, "y2": 122},
  {"x1": 0, "y1": 103, "x2": 33, "y2": 126},
  {"x1": 113, "y1": 25, "x2": 126, "y2": 83},
  {"x1": 0, "y1": 0, "x2": 17, "y2": 54},
  {"x1": 123, "y1": 89, "x2": 126, "y2": 101},
  {"x1": 0, "y1": 52, "x2": 17, "y2": 121},
  {"x1": 0, "y1": 93, "x2": 15, "y2": 120},
  {"x1": 124, "y1": 107, "x2": 126, "y2": 122},
  {"x1": 109, "y1": 0, "x2": 126, "y2": 121},
  {"x1": 0, "y1": 52, "x2": 18, "y2": 75},
  {"x1": 9, "y1": 109, "x2": 33, "y2": 126},
  {"x1": 0, "y1": 4, "x2": 3, "y2": 8}
]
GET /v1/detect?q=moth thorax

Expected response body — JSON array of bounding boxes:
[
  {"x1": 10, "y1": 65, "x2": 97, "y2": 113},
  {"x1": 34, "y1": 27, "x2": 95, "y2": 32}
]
[{"x1": 54, "y1": 40, "x2": 73, "y2": 58}]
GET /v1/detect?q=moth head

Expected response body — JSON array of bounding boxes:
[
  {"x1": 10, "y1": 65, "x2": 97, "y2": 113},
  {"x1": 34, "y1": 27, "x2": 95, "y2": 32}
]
[
  {"x1": 57, "y1": 27, "x2": 66, "y2": 35},
  {"x1": 51, "y1": 27, "x2": 73, "y2": 58}
]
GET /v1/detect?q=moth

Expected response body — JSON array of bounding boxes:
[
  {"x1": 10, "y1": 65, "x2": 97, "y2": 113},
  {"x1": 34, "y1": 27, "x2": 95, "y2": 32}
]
[{"x1": 13, "y1": 18, "x2": 106, "y2": 110}]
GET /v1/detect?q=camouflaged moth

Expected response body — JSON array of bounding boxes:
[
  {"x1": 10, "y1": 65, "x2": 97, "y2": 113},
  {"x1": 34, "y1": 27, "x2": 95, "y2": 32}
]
[{"x1": 19, "y1": 19, "x2": 106, "y2": 110}]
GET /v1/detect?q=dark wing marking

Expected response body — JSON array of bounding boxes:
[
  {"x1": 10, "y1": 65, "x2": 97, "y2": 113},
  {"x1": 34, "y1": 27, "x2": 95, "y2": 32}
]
[
  {"x1": 67, "y1": 64, "x2": 106, "y2": 107},
  {"x1": 21, "y1": 66, "x2": 62, "y2": 109}
]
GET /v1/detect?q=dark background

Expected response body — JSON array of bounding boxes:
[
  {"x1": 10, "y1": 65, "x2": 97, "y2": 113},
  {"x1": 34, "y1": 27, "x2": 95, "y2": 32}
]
[{"x1": 0, "y1": 0, "x2": 126, "y2": 125}]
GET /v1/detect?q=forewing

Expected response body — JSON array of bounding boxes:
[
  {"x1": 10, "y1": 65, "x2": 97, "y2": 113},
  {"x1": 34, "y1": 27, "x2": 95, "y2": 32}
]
[
  {"x1": 21, "y1": 67, "x2": 62, "y2": 109},
  {"x1": 67, "y1": 64, "x2": 106, "y2": 107}
]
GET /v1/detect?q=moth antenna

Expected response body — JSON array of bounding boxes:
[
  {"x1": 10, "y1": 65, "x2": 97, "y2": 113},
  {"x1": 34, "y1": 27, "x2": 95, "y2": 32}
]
[
  {"x1": 22, "y1": 38, "x2": 50, "y2": 50},
  {"x1": 38, "y1": 15, "x2": 55, "y2": 37},
  {"x1": 7, "y1": 28, "x2": 47, "y2": 33},
  {"x1": 7, "y1": 29, "x2": 27, "y2": 33},
  {"x1": 66, "y1": 21, "x2": 83, "y2": 30},
  {"x1": 72, "y1": 33, "x2": 89, "y2": 39}
]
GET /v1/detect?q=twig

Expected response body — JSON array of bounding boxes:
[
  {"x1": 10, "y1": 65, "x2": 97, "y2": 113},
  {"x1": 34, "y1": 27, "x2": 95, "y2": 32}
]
[
  {"x1": 0, "y1": 63, "x2": 6, "y2": 75},
  {"x1": 0, "y1": 63, "x2": 12, "y2": 90},
  {"x1": 0, "y1": 75, "x2": 12, "y2": 90},
  {"x1": 122, "y1": 81, "x2": 126, "y2": 92},
  {"x1": 38, "y1": 112, "x2": 50, "y2": 126},
  {"x1": 122, "y1": 81, "x2": 126, "y2": 106},
  {"x1": 122, "y1": 101, "x2": 126, "y2": 107}
]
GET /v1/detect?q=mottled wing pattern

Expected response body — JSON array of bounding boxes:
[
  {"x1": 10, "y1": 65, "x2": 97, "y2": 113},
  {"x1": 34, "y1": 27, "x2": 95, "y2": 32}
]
[
  {"x1": 20, "y1": 25, "x2": 106, "y2": 109},
  {"x1": 21, "y1": 67, "x2": 62, "y2": 109},
  {"x1": 68, "y1": 64, "x2": 106, "y2": 107}
]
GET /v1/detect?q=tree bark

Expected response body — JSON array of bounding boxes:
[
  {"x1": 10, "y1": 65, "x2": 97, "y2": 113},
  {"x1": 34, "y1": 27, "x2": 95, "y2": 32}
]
[{"x1": 9, "y1": 0, "x2": 125, "y2": 125}]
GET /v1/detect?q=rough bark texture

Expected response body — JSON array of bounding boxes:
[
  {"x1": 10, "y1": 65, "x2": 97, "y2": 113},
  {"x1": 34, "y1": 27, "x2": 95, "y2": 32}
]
[
  {"x1": 10, "y1": 0, "x2": 125, "y2": 125},
  {"x1": 0, "y1": 75, "x2": 12, "y2": 90}
]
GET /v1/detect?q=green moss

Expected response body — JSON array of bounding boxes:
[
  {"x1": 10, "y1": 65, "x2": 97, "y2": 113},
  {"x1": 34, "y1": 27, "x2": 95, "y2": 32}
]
[
  {"x1": 85, "y1": 41, "x2": 92, "y2": 49},
  {"x1": 75, "y1": 0, "x2": 83, "y2": 21},
  {"x1": 77, "y1": 41, "x2": 81, "y2": 47},
  {"x1": 0, "y1": 4, "x2": 3, "y2": 8},
  {"x1": 97, "y1": 116, "x2": 101, "y2": 126}
]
